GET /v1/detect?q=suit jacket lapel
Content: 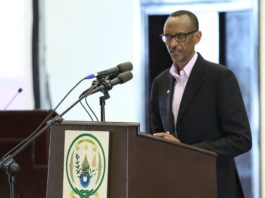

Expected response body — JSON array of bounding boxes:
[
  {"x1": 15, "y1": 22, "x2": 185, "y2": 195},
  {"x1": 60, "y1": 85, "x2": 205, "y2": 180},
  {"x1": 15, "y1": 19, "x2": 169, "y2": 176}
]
[
  {"x1": 177, "y1": 55, "x2": 206, "y2": 121},
  {"x1": 167, "y1": 76, "x2": 175, "y2": 133},
  {"x1": 160, "y1": 72, "x2": 175, "y2": 133}
]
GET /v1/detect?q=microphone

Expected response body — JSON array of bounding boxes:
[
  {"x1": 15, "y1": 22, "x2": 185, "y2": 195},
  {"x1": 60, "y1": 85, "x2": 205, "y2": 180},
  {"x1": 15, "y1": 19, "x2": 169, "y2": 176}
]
[
  {"x1": 4, "y1": 88, "x2": 23, "y2": 110},
  {"x1": 85, "y1": 62, "x2": 133, "y2": 80},
  {"x1": 80, "y1": 71, "x2": 133, "y2": 98},
  {"x1": 107, "y1": 71, "x2": 133, "y2": 86}
]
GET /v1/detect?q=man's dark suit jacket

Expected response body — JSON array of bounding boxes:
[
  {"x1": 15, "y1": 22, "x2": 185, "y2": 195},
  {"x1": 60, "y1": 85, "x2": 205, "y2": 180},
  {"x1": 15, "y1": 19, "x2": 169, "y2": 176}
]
[{"x1": 150, "y1": 53, "x2": 252, "y2": 198}]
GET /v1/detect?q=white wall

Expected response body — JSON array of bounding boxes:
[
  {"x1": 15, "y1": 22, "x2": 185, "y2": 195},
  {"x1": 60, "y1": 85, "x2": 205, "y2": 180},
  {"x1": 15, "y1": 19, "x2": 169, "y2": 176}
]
[
  {"x1": 0, "y1": 0, "x2": 34, "y2": 110},
  {"x1": 44, "y1": 0, "x2": 144, "y2": 128}
]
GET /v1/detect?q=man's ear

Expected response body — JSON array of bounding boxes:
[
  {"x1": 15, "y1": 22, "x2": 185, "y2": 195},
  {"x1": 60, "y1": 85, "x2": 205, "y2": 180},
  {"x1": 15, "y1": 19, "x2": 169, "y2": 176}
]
[{"x1": 194, "y1": 31, "x2": 202, "y2": 44}]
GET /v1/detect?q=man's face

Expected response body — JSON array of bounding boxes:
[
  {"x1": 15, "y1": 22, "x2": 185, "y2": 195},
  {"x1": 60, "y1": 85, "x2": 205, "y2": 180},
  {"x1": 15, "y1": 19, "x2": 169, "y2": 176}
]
[{"x1": 163, "y1": 15, "x2": 201, "y2": 68}]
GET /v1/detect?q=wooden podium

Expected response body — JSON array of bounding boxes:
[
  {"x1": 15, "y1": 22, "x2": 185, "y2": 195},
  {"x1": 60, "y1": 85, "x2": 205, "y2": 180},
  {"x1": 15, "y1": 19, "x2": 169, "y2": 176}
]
[{"x1": 46, "y1": 121, "x2": 217, "y2": 198}]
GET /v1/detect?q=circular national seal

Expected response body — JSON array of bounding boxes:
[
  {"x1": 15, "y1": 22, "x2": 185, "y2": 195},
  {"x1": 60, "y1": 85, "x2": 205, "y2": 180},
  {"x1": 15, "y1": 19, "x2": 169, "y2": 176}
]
[{"x1": 65, "y1": 133, "x2": 106, "y2": 198}]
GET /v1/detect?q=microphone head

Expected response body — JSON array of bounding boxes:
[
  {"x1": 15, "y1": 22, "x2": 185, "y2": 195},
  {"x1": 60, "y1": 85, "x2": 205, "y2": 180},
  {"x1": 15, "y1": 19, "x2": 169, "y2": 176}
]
[
  {"x1": 18, "y1": 88, "x2": 23, "y2": 93},
  {"x1": 118, "y1": 71, "x2": 133, "y2": 84},
  {"x1": 117, "y1": 62, "x2": 133, "y2": 73}
]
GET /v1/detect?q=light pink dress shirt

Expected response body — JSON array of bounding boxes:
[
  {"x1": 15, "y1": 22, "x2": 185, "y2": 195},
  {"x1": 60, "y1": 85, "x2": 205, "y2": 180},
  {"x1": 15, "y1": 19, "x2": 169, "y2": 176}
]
[{"x1": 169, "y1": 52, "x2": 198, "y2": 124}]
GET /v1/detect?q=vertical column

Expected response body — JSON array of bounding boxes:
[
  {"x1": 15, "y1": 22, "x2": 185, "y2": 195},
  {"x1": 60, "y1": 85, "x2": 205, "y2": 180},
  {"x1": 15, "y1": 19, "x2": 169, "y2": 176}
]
[{"x1": 261, "y1": 0, "x2": 265, "y2": 197}]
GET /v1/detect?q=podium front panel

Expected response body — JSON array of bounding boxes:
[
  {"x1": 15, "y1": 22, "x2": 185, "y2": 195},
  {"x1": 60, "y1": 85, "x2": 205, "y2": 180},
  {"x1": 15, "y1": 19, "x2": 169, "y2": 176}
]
[
  {"x1": 128, "y1": 134, "x2": 217, "y2": 198},
  {"x1": 46, "y1": 121, "x2": 139, "y2": 198}
]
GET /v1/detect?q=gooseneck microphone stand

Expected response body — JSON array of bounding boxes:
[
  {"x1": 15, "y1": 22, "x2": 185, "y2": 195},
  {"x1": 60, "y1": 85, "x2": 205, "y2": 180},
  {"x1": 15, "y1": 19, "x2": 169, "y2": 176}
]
[
  {"x1": 0, "y1": 78, "x2": 115, "y2": 198},
  {"x1": 91, "y1": 77, "x2": 111, "y2": 121},
  {"x1": 99, "y1": 88, "x2": 110, "y2": 122},
  {"x1": 100, "y1": 93, "x2": 109, "y2": 122}
]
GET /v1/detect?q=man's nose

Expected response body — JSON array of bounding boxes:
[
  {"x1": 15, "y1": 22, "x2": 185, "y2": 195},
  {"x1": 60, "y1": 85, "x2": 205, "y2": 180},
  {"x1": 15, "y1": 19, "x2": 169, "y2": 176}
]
[{"x1": 168, "y1": 38, "x2": 179, "y2": 48}]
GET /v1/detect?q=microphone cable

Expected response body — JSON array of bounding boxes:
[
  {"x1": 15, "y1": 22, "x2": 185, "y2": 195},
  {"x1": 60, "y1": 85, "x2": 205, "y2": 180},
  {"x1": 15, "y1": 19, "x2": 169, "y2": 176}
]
[
  {"x1": 79, "y1": 100, "x2": 94, "y2": 121},
  {"x1": 84, "y1": 97, "x2": 99, "y2": 121}
]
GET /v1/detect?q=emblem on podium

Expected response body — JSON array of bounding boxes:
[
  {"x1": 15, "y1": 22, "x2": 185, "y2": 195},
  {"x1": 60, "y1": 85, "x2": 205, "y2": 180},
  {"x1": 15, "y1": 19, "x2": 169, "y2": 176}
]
[{"x1": 63, "y1": 131, "x2": 109, "y2": 198}]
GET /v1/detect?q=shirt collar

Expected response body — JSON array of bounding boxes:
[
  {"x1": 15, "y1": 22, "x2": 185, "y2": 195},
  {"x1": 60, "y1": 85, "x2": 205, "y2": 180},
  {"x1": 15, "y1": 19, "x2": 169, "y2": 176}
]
[{"x1": 169, "y1": 52, "x2": 198, "y2": 79}]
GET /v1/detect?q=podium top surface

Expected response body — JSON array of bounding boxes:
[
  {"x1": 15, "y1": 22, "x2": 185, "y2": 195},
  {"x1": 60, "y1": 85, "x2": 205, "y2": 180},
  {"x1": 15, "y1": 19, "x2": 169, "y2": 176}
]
[
  {"x1": 60, "y1": 120, "x2": 140, "y2": 127},
  {"x1": 55, "y1": 120, "x2": 217, "y2": 157}
]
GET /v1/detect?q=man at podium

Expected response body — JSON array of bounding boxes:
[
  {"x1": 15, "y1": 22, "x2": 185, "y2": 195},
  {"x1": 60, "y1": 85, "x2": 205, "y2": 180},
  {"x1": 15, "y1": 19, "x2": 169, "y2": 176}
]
[{"x1": 150, "y1": 10, "x2": 252, "y2": 198}]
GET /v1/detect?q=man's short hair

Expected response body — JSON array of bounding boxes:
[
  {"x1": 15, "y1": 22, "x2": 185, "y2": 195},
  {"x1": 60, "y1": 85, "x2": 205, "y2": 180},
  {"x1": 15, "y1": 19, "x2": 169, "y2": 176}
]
[{"x1": 169, "y1": 10, "x2": 199, "y2": 31}]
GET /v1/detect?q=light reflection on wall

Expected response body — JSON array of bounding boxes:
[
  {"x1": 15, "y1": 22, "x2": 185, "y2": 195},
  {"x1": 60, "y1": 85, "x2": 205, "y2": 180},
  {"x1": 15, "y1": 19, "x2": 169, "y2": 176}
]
[
  {"x1": 196, "y1": 12, "x2": 219, "y2": 63},
  {"x1": 0, "y1": 0, "x2": 34, "y2": 110}
]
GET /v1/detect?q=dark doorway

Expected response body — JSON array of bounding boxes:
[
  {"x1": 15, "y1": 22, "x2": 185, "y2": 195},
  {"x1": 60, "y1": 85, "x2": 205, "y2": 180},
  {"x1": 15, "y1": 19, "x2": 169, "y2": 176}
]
[{"x1": 145, "y1": 15, "x2": 171, "y2": 131}]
